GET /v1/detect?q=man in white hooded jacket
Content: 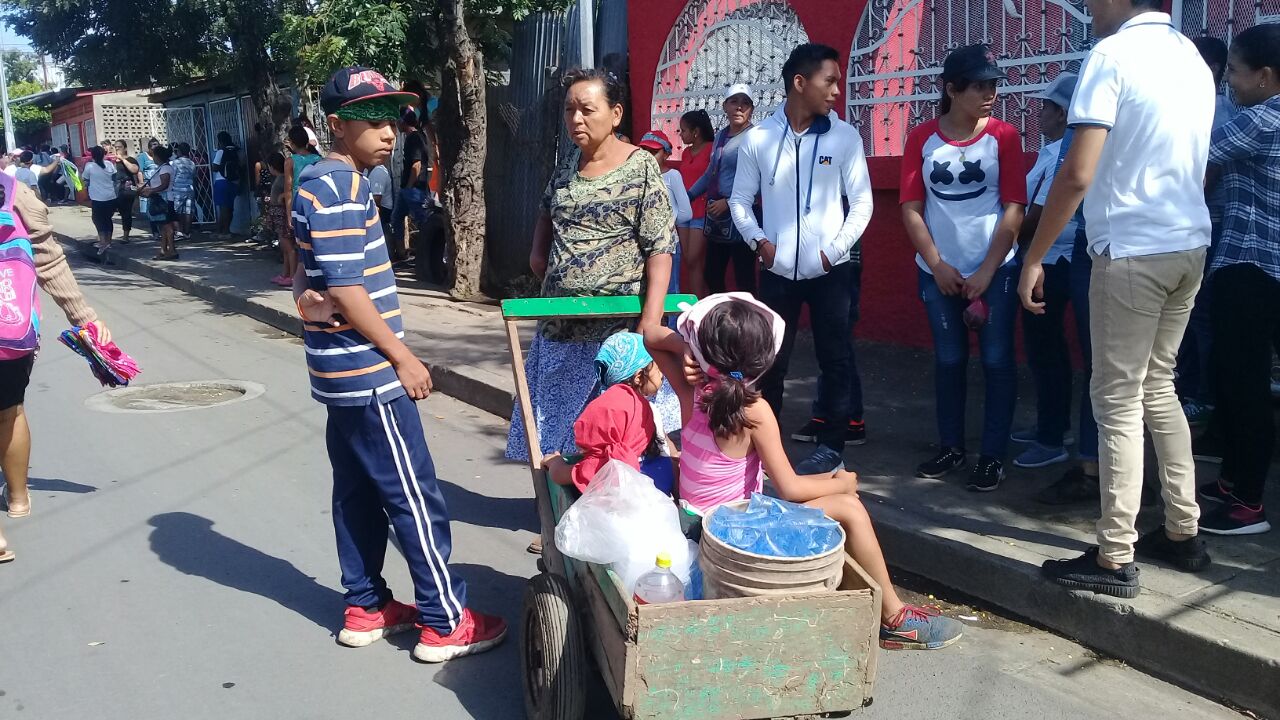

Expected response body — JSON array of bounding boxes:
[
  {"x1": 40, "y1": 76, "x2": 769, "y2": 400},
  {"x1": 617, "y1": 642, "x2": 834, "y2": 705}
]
[{"x1": 730, "y1": 42, "x2": 874, "y2": 475}]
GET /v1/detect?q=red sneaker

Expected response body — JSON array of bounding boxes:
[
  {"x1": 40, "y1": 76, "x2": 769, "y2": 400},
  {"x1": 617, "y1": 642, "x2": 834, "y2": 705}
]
[
  {"x1": 412, "y1": 608, "x2": 508, "y2": 663},
  {"x1": 337, "y1": 599, "x2": 418, "y2": 647}
]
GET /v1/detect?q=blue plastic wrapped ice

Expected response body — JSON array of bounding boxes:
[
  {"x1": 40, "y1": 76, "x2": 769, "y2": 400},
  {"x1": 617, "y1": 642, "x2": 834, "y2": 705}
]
[{"x1": 705, "y1": 494, "x2": 843, "y2": 558}]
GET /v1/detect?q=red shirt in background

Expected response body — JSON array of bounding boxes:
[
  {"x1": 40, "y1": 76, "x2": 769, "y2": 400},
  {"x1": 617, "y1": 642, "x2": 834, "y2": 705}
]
[{"x1": 679, "y1": 143, "x2": 712, "y2": 220}]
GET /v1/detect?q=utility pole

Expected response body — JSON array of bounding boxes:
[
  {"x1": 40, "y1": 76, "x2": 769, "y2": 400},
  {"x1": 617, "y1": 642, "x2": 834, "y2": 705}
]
[
  {"x1": 576, "y1": 0, "x2": 595, "y2": 69},
  {"x1": 0, "y1": 22, "x2": 16, "y2": 153}
]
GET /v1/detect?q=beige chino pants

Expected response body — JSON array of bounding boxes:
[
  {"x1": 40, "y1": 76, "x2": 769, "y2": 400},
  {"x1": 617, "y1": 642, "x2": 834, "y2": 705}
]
[{"x1": 1089, "y1": 247, "x2": 1206, "y2": 565}]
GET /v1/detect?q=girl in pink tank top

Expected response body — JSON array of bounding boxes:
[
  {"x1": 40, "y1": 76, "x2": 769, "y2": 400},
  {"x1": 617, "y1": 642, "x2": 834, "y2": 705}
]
[{"x1": 643, "y1": 294, "x2": 965, "y2": 649}]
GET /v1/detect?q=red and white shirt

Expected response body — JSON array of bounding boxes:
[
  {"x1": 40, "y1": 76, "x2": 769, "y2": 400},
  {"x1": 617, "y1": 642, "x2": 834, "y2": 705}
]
[{"x1": 901, "y1": 118, "x2": 1027, "y2": 277}]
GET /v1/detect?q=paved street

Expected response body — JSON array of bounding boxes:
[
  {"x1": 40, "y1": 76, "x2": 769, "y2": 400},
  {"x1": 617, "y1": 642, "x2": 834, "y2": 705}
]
[{"x1": 0, "y1": 259, "x2": 1242, "y2": 719}]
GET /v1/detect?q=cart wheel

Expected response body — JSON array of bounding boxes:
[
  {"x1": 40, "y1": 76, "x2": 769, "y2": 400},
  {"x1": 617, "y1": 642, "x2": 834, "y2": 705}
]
[{"x1": 521, "y1": 572, "x2": 586, "y2": 720}]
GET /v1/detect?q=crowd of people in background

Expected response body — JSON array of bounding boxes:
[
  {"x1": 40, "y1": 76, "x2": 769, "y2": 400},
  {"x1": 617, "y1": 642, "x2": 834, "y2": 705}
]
[{"x1": 508, "y1": 2, "x2": 1277, "y2": 610}]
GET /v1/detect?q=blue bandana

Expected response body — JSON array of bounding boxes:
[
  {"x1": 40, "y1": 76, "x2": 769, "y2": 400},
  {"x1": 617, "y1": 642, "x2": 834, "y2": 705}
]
[{"x1": 595, "y1": 332, "x2": 653, "y2": 387}]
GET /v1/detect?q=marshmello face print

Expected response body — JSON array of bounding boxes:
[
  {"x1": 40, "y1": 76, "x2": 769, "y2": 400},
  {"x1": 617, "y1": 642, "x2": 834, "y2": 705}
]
[{"x1": 929, "y1": 158, "x2": 989, "y2": 202}]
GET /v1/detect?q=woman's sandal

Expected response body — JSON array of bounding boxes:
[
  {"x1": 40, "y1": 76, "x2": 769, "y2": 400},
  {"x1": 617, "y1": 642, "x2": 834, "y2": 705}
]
[
  {"x1": 1, "y1": 486, "x2": 30, "y2": 519},
  {"x1": 0, "y1": 549, "x2": 14, "y2": 564}
]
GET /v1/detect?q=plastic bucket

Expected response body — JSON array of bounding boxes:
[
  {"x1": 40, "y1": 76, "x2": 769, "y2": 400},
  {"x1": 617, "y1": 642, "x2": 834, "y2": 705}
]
[{"x1": 698, "y1": 500, "x2": 845, "y2": 600}]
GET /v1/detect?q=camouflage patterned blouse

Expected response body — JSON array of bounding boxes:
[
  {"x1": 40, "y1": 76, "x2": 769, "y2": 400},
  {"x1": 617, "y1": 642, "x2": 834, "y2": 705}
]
[{"x1": 538, "y1": 148, "x2": 676, "y2": 342}]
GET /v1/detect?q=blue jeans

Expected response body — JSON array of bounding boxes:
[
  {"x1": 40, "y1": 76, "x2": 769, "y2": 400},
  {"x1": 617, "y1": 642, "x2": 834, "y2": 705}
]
[
  {"x1": 919, "y1": 264, "x2": 1018, "y2": 458},
  {"x1": 1022, "y1": 257, "x2": 1072, "y2": 447},
  {"x1": 1070, "y1": 233, "x2": 1099, "y2": 461},
  {"x1": 1175, "y1": 220, "x2": 1220, "y2": 404},
  {"x1": 390, "y1": 187, "x2": 431, "y2": 258},
  {"x1": 811, "y1": 262, "x2": 865, "y2": 423}
]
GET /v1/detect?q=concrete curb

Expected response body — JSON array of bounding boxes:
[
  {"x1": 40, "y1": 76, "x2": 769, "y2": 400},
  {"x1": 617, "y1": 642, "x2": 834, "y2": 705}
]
[
  {"x1": 865, "y1": 496, "x2": 1279, "y2": 718},
  {"x1": 57, "y1": 233, "x2": 518, "y2": 421},
  {"x1": 64, "y1": 232, "x2": 1278, "y2": 719}
]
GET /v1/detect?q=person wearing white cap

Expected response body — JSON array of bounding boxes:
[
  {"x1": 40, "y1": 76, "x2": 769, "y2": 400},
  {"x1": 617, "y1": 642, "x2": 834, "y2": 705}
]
[
  {"x1": 1011, "y1": 73, "x2": 1086, "y2": 475},
  {"x1": 688, "y1": 82, "x2": 759, "y2": 295}
]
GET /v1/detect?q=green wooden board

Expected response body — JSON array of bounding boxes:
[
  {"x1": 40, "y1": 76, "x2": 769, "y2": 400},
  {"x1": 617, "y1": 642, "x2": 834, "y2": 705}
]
[{"x1": 501, "y1": 295, "x2": 698, "y2": 320}]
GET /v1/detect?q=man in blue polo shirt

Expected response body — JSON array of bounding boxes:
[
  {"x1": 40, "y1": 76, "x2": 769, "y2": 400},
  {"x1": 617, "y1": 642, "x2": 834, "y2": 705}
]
[{"x1": 293, "y1": 66, "x2": 506, "y2": 663}]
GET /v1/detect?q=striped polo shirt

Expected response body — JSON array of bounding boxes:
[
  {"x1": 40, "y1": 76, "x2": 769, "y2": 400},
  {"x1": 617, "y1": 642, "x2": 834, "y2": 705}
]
[{"x1": 293, "y1": 159, "x2": 405, "y2": 405}]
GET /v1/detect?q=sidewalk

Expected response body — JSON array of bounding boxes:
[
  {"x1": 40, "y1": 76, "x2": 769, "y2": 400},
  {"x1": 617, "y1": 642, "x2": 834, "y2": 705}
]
[{"x1": 49, "y1": 205, "x2": 1280, "y2": 718}]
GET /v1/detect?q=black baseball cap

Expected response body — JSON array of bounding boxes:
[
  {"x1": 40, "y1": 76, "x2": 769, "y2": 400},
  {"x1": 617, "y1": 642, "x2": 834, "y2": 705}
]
[
  {"x1": 320, "y1": 67, "x2": 419, "y2": 115},
  {"x1": 942, "y1": 44, "x2": 1006, "y2": 83}
]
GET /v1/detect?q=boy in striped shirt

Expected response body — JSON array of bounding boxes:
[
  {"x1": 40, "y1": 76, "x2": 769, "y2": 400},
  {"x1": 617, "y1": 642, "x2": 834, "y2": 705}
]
[{"x1": 293, "y1": 67, "x2": 506, "y2": 663}]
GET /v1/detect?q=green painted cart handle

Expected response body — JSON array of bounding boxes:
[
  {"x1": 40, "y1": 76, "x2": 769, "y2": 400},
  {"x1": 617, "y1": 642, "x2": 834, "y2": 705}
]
[{"x1": 501, "y1": 294, "x2": 698, "y2": 320}]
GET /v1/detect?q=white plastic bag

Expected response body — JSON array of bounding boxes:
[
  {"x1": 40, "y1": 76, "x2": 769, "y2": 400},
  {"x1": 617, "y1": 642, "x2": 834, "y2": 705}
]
[{"x1": 554, "y1": 460, "x2": 692, "y2": 594}]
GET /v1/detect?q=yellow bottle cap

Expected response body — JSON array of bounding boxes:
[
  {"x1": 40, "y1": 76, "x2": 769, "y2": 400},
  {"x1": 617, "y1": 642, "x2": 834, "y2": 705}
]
[{"x1": 655, "y1": 552, "x2": 672, "y2": 568}]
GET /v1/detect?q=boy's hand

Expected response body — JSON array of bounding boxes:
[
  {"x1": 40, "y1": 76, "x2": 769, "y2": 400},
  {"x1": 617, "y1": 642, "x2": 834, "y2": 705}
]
[
  {"x1": 541, "y1": 452, "x2": 563, "y2": 470},
  {"x1": 393, "y1": 353, "x2": 433, "y2": 400},
  {"x1": 836, "y1": 468, "x2": 859, "y2": 495},
  {"x1": 297, "y1": 289, "x2": 341, "y2": 327}
]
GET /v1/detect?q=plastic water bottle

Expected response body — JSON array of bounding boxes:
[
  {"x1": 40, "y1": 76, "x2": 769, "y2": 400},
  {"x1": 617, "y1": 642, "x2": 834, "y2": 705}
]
[{"x1": 633, "y1": 552, "x2": 685, "y2": 605}]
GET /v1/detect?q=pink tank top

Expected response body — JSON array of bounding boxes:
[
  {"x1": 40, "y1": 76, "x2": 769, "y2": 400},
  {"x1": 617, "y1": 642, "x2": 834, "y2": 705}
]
[{"x1": 679, "y1": 405, "x2": 762, "y2": 513}]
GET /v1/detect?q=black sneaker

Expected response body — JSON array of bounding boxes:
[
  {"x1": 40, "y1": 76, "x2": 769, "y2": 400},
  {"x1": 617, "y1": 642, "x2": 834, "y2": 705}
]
[
  {"x1": 1034, "y1": 466, "x2": 1101, "y2": 506},
  {"x1": 1200, "y1": 501, "x2": 1272, "y2": 536},
  {"x1": 1192, "y1": 436, "x2": 1223, "y2": 464},
  {"x1": 791, "y1": 418, "x2": 825, "y2": 443},
  {"x1": 966, "y1": 456, "x2": 1005, "y2": 492},
  {"x1": 1134, "y1": 529, "x2": 1211, "y2": 572},
  {"x1": 1042, "y1": 547, "x2": 1140, "y2": 598},
  {"x1": 1197, "y1": 478, "x2": 1235, "y2": 504},
  {"x1": 917, "y1": 448, "x2": 966, "y2": 479},
  {"x1": 846, "y1": 420, "x2": 867, "y2": 446}
]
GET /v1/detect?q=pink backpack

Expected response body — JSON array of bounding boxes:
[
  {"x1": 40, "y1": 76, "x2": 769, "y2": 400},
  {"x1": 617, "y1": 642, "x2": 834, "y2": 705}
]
[{"x1": 0, "y1": 173, "x2": 41, "y2": 360}]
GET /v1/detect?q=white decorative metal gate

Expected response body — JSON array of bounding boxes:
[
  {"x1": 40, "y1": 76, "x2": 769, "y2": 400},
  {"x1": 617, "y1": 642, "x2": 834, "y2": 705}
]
[
  {"x1": 848, "y1": 0, "x2": 1278, "y2": 157},
  {"x1": 847, "y1": 0, "x2": 1093, "y2": 157},
  {"x1": 1176, "y1": 0, "x2": 1280, "y2": 43},
  {"x1": 651, "y1": 0, "x2": 809, "y2": 161},
  {"x1": 147, "y1": 106, "x2": 215, "y2": 224}
]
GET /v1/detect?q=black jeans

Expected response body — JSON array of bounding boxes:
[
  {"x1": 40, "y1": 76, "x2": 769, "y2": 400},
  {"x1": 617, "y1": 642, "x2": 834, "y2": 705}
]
[
  {"x1": 758, "y1": 262, "x2": 854, "y2": 452},
  {"x1": 811, "y1": 262, "x2": 864, "y2": 423},
  {"x1": 1211, "y1": 263, "x2": 1280, "y2": 507},
  {"x1": 116, "y1": 191, "x2": 137, "y2": 236},
  {"x1": 705, "y1": 240, "x2": 757, "y2": 295},
  {"x1": 1022, "y1": 257, "x2": 1073, "y2": 447}
]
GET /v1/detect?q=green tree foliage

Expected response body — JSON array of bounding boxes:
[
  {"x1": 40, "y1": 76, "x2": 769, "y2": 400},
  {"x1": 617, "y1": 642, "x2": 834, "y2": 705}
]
[
  {"x1": 276, "y1": 0, "x2": 409, "y2": 87},
  {"x1": 2, "y1": 0, "x2": 227, "y2": 87},
  {"x1": 5, "y1": 79, "x2": 51, "y2": 145},
  {"x1": 3, "y1": 51, "x2": 38, "y2": 84}
]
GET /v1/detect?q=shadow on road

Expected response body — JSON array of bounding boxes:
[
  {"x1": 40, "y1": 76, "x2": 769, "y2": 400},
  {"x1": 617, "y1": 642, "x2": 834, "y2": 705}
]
[
  {"x1": 438, "y1": 478, "x2": 538, "y2": 533},
  {"x1": 26, "y1": 477, "x2": 97, "y2": 494},
  {"x1": 147, "y1": 512, "x2": 343, "y2": 634}
]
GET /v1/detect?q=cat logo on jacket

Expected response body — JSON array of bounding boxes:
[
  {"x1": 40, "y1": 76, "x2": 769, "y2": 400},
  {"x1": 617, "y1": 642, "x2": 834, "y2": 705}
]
[{"x1": 818, "y1": 156, "x2": 832, "y2": 165}]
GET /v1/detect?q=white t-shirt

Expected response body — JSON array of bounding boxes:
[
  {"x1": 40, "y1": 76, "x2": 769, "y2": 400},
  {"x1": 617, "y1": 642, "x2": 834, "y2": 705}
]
[
  {"x1": 1027, "y1": 139, "x2": 1078, "y2": 265},
  {"x1": 661, "y1": 168, "x2": 693, "y2": 228},
  {"x1": 365, "y1": 165, "x2": 394, "y2": 210},
  {"x1": 1, "y1": 164, "x2": 15, "y2": 178},
  {"x1": 900, "y1": 117, "x2": 1027, "y2": 277},
  {"x1": 1069, "y1": 12, "x2": 1213, "y2": 259},
  {"x1": 147, "y1": 164, "x2": 174, "y2": 200},
  {"x1": 82, "y1": 161, "x2": 118, "y2": 202}
]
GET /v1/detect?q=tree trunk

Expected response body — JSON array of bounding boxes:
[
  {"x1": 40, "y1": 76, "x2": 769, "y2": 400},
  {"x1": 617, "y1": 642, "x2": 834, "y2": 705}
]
[{"x1": 438, "y1": 0, "x2": 488, "y2": 301}]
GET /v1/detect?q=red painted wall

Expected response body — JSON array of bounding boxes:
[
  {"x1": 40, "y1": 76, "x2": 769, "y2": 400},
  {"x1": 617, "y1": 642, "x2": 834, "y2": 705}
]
[{"x1": 630, "y1": 0, "x2": 935, "y2": 347}]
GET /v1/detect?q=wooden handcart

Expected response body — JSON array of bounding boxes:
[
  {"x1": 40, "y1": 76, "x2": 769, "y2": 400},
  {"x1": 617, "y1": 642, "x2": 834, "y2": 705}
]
[{"x1": 503, "y1": 295, "x2": 882, "y2": 720}]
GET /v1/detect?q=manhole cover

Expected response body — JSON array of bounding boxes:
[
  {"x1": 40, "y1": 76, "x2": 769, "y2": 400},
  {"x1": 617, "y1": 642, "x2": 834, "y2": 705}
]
[{"x1": 85, "y1": 380, "x2": 266, "y2": 414}]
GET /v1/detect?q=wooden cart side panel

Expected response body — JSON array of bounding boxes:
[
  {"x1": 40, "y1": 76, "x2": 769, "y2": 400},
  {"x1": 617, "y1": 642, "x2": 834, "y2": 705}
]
[
  {"x1": 837, "y1": 558, "x2": 882, "y2": 696},
  {"x1": 628, "y1": 559, "x2": 878, "y2": 720},
  {"x1": 578, "y1": 558, "x2": 632, "y2": 710}
]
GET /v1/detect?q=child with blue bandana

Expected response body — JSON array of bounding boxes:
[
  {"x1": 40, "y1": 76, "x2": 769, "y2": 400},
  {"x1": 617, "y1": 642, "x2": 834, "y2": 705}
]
[{"x1": 542, "y1": 332, "x2": 676, "y2": 493}]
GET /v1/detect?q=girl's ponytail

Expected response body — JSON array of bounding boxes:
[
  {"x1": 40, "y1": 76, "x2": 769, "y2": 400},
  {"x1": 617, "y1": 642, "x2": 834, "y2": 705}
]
[
  {"x1": 693, "y1": 299, "x2": 778, "y2": 438},
  {"x1": 701, "y1": 372, "x2": 758, "y2": 438}
]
